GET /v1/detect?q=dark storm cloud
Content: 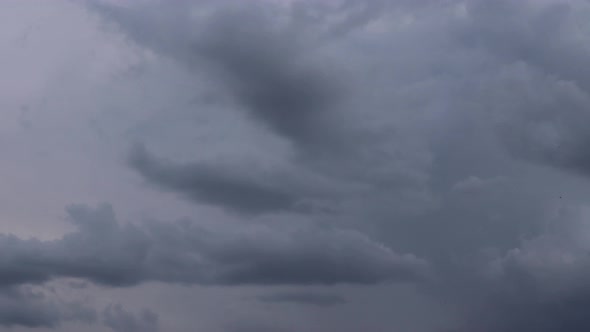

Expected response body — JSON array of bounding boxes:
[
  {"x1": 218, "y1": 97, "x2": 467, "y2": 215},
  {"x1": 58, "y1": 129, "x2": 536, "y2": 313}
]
[
  {"x1": 427, "y1": 0, "x2": 590, "y2": 329},
  {"x1": 95, "y1": 0, "x2": 438, "y2": 215},
  {"x1": 455, "y1": 0, "x2": 590, "y2": 176},
  {"x1": 448, "y1": 206, "x2": 590, "y2": 332},
  {"x1": 225, "y1": 320, "x2": 291, "y2": 332},
  {"x1": 195, "y1": 10, "x2": 339, "y2": 146},
  {"x1": 83, "y1": 0, "x2": 590, "y2": 331},
  {"x1": 91, "y1": 0, "x2": 340, "y2": 148},
  {"x1": 0, "y1": 284, "x2": 150, "y2": 332},
  {"x1": 92, "y1": 0, "x2": 366, "y2": 215},
  {"x1": 458, "y1": 0, "x2": 590, "y2": 90},
  {"x1": 454, "y1": 276, "x2": 590, "y2": 332},
  {"x1": 103, "y1": 304, "x2": 159, "y2": 332},
  {"x1": 257, "y1": 290, "x2": 346, "y2": 307},
  {"x1": 128, "y1": 144, "x2": 298, "y2": 214},
  {"x1": 0, "y1": 286, "x2": 96, "y2": 328},
  {"x1": 0, "y1": 204, "x2": 428, "y2": 287}
]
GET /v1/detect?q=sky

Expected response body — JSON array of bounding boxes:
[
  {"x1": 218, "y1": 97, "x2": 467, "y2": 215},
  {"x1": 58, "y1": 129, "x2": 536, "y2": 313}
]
[{"x1": 2, "y1": 0, "x2": 590, "y2": 331}]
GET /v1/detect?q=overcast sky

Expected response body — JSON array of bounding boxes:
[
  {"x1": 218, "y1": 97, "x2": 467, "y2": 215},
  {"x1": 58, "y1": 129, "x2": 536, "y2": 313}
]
[{"x1": 3, "y1": 0, "x2": 590, "y2": 331}]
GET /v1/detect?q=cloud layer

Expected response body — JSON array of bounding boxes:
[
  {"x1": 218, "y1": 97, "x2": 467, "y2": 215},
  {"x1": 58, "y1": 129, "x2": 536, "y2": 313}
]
[
  {"x1": 4, "y1": 0, "x2": 590, "y2": 331},
  {"x1": 86, "y1": 0, "x2": 590, "y2": 330},
  {"x1": 0, "y1": 204, "x2": 428, "y2": 287}
]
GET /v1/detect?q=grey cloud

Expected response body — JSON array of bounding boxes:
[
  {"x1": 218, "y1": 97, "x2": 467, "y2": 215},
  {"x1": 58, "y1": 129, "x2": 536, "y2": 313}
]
[
  {"x1": 450, "y1": 176, "x2": 506, "y2": 193},
  {"x1": 484, "y1": 64, "x2": 590, "y2": 177},
  {"x1": 128, "y1": 144, "x2": 298, "y2": 215},
  {"x1": 66, "y1": 280, "x2": 89, "y2": 289},
  {"x1": 91, "y1": 0, "x2": 438, "y2": 216},
  {"x1": 454, "y1": 0, "x2": 590, "y2": 176},
  {"x1": 0, "y1": 286, "x2": 96, "y2": 328},
  {"x1": 0, "y1": 204, "x2": 428, "y2": 287},
  {"x1": 458, "y1": 0, "x2": 590, "y2": 90},
  {"x1": 196, "y1": 9, "x2": 339, "y2": 146},
  {"x1": 448, "y1": 206, "x2": 590, "y2": 332},
  {"x1": 225, "y1": 320, "x2": 292, "y2": 332},
  {"x1": 128, "y1": 143, "x2": 369, "y2": 216},
  {"x1": 91, "y1": 1, "x2": 341, "y2": 149},
  {"x1": 63, "y1": 0, "x2": 590, "y2": 330},
  {"x1": 103, "y1": 304, "x2": 159, "y2": 332},
  {"x1": 257, "y1": 290, "x2": 346, "y2": 307}
]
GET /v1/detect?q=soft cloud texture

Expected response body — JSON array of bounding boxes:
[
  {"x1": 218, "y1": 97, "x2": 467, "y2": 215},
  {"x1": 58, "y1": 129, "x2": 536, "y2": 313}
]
[
  {"x1": 3, "y1": 0, "x2": 590, "y2": 331},
  {"x1": 0, "y1": 286, "x2": 95, "y2": 328},
  {"x1": 257, "y1": 290, "x2": 346, "y2": 307},
  {"x1": 128, "y1": 144, "x2": 300, "y2": 214},
  {"x1": 102, "y1": 304, "x2": 159, "y2": 332},
  {"x1": 0, "y1": 204, "x2": 428, "y2": 287}
]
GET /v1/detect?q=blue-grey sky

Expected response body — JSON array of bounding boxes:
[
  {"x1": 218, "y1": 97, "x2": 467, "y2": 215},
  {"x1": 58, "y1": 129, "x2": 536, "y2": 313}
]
[{"x1": 3, "y1": 0, "x2": 590, "y2": 331}]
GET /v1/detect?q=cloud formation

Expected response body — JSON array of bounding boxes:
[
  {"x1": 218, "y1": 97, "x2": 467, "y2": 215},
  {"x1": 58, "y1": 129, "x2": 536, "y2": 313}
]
[
  {"x1": 96, "y1": 0, "x2": 437, "y2": 216},
  {"x1": 103, "y1": 304, "x2": 159, "y2": 332},
  {"x1": 91, "y1": 0, "x2": 341, "y2": 149},
  {"x1": 128, "y1": 144, "x2": 299, "y2": 214},
  {"x1": 87, "y1": 1, "x2": 590, "y2": 330},
  {"x1": 447, "y1": 206, "x2": 590, "y2": 332},
  {"x1": 0, "y1": 286, "x2": 96, "y2": 328},
  {"x1": 0, "y1": 204, "x2": 428, "y2": 287},
  {"x1": 6, "y1": 0, "x2": 590, "y2": 330},
  {"x1": 257, "y1": 290, "x2": 346, "y2": 307}
]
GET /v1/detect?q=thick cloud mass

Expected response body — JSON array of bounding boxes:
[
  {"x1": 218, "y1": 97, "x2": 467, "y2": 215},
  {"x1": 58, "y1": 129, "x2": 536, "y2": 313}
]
[
  {"x1": 0, "y1": 204, "x2": 427, "y2": 287},
  {"x1": 128, "y1": 144, "x2": 299, "y2": 214},
  {"x1": 103, "y1": 304, "x2": 159, "y2": 332},
  {"x1": 450, "y1": 0, "x2": 590, "y2": 177},
  {"x1": 6, "y1": 0, "x2": 590, "y2": 331},
  {"x1": 0, "y1": 286, "x2": 96, "y2": 328},
  {"x1": 91, "y1": 0, "x2": 340, "y2": 148},
  {"x1": 445, "y1": 206, "x2": 590, "y2": 332},
  {"x1": 99, "y1": 0, "x2": 438, "y2": 216},
  {"x1": 84, "y1": 0, "x2": 590, "y2": 330}
]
